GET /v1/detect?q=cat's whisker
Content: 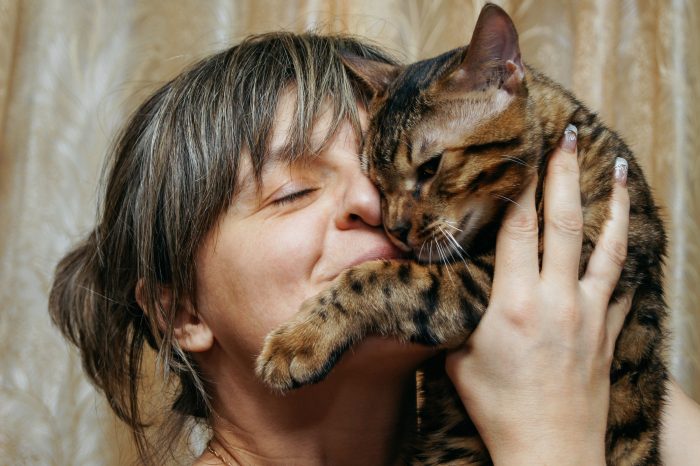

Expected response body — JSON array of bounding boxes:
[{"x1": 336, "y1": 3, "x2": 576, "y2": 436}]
[
  {"x1": 418, "y1": 239, "x2": 427, "y2": 263},
  {"x1": 440, "y1": 225, "x2": 469, "y2": 267},
  {"x1": 424, "y1": 219, "x2": 449, "y2": 233},
  {"x1": 445, "y1": 248, "x2": 459, "y2": 284},
  {"x1": 457, "y1": 250, "x2": 470, "y2": 270},
  {"x1": 436, "y1": 239, "x2": 454, "y2": 284},
  {"x1": 434, "y1": 236, "x2": 444, "y2": 263},
  {"x1": 438, "y1": 226, "x2": 455, "y2": 255},
  {"x1": 436, "y1": 229, "x2": 458, "y2": 284},
  {"x1": 500, "y1": 155, "x2": 535, "y2": 169},
  {"x1": 443, "y1": 221, "x2": 464, "y2": 233},
  {"x1": 441, "y1": 225, "x2": 472, "y2": 272},
  {"x1": 491, "y1": 193, "x2": 522, "y2": 208},
  {"x1": 433, "y1": 239, "x2": 446, "y2": 278},
  {"x1": 442, "y1": 225, "x2": 466, "y2": 254}
]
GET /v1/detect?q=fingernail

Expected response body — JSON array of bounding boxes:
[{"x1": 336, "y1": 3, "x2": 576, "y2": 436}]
[
  {"x1": 561, "y1": 124, "x2": 577, "y2": 152},
  {"x1": 614, "y1": 157, "x2": 628, "y2": 185}
]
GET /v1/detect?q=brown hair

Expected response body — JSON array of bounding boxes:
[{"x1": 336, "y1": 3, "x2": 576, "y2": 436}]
[{"x1": 48, "y1": 31, "x2": 397, "y2": 464}]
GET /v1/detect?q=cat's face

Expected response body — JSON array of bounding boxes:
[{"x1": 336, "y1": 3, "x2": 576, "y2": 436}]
[
  {"x1": 363, "y1": 72, "x2": 536, "y2": 262},
  {"x1": 348, "y1": 4, "x2": 540, "y2": 263}
]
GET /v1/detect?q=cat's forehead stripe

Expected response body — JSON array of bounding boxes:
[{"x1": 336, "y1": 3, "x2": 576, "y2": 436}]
[
  {"x1": 374, "y1": 49, "x2": 465, "y2": 164},
  {"x1": 414, "y1": 91, "x2": 514, "y2": 158}
]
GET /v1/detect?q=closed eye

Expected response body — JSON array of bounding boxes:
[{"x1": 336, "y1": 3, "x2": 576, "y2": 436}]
[
  {"x1": 416, "y1": 153, "x2": 443, "y2": 182},
  {"x1": 272, "y1": 188, "x2": 317, "y2": 205}
]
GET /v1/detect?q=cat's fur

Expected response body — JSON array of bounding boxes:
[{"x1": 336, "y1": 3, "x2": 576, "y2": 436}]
[{"x1": 256, "y1": 4, "x2": 668, "y2": 465}]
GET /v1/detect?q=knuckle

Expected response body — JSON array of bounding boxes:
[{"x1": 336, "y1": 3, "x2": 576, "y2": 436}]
[
  {"x1": 548, "y1": 211, "x2": 583, "y2": 236},
  {"x1": 602, "y1": 239, "x2": 628, "y2": 268},
  {"x1": 544, "y1": 294, "x2": 583, "y2": 334},
  {"x1": 586, "y1": 274, "x2": 614, "y2": 300},
  {"x1": 504, "y1": 211, "x2": 538, "y2": 237},
  {"x1": 503, "y1": 298, "x2": 536, "y2": 328},
  {"x1": 549, "y1": 156, "x2": 579, "y2": 178},
  {"x1": 552, "y1": 299, "x2": 582, "y2": 329}
]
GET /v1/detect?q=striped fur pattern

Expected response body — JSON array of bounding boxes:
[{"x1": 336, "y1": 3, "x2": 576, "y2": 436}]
[{"x1": 257, "y1": 4, "x2": 668, "y2": 465}]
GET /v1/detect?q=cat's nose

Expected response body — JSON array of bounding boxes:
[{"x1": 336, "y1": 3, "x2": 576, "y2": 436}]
[{"x1": 387, "y1": 222, "x2": 412, "y2": 246}]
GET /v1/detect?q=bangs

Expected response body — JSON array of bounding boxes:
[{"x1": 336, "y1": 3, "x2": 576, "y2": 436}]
[{"x1": 227, "y1": 32, "x2": 397, "y2": 186}]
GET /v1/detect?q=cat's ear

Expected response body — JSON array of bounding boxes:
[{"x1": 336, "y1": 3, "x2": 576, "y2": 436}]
[
  {"x1": 342, "y1": 54, "x2": 401, "y2": 100},
  {"x1": 443, "y1": 3, "x2": 524, "y2": 94}
]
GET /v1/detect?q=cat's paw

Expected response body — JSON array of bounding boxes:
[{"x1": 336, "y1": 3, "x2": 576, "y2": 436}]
[{"x1": 255, "y1": 296, "x2": 351, "y2": 392}]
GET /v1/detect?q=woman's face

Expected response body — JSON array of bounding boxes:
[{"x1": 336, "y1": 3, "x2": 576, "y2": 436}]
[{"x1": 193, "y1": 95, "x2": 426, "y2": 381}]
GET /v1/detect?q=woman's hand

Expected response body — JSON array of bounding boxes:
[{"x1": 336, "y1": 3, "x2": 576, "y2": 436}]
[{"x1": 445, "y1": 126, "x2": 632, "y2": 466}]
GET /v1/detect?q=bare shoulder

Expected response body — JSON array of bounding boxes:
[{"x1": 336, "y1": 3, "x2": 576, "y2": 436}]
[{"x1": 661, "y1": 378, "x2": 700, "y2": 465}]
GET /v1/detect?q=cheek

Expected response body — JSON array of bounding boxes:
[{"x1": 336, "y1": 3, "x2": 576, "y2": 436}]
[
  {"x1": 451, "y1": 193, "x2": 489, "y2": 215},
  {"x1": 436, "y1": 192, "x2": 497, "y2": 231},
  {"x1": 195, "y1": 215, "x2": 326, "y2": 355}
]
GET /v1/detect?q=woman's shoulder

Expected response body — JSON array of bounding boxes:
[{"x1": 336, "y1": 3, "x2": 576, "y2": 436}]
[{"x1": 661, "y1": 379, "x2": 700, "y2": 466}]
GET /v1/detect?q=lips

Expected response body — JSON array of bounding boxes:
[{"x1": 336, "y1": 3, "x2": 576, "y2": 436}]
[
  {"x1": 318, "y1": 238, "x2": 408, "y2": 284},
  {"x1": 346, "y1": 243, "x2": 406, "y2": 269}
]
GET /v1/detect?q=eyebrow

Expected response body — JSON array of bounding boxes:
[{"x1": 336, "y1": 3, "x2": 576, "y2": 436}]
[
  {"x1": 234, "y1": 151, "x2": 298, "y2": 207},
  {"x1": 266, "y1": 143, "x2": 288, "y2": 164}
]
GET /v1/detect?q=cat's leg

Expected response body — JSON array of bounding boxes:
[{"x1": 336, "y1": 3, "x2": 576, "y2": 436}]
[{"x1": 256, "y1": 257, "x2": 492, "y2": 391}]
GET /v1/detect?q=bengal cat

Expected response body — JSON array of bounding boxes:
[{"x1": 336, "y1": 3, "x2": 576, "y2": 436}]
[{"x1": 256, "y1": 4, "x2": 668, "y2": 465}]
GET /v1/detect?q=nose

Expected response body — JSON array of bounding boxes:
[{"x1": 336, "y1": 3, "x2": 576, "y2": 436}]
[
  {"x1": 336, "y1": 168, "x2": 382, "y2": 229},
  {"x1": 387, "y1": 221, "x2": 412, "y2": 246}
]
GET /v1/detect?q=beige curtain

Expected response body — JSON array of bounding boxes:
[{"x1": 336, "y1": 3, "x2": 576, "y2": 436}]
[{"x1": 1, "y1": 0, "x2": 698, "y2": 464}]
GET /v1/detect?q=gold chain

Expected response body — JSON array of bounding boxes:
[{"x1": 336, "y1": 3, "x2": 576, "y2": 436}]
[{"x1": 207, "y1": 443, "x2": 235, "y2": 466}]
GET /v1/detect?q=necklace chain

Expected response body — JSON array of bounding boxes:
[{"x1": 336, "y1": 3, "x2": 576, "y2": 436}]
[{"x1": 207, "y1": 444, "x2": 235, "y2": 466}]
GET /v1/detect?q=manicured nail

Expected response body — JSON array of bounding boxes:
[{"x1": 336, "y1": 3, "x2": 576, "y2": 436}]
[
  {"x1": 561, "y1": 124, "x2": 577, "y2": 152},
  {"x1": 614, "y1": 157, "x2": 628, "y2": 185}
]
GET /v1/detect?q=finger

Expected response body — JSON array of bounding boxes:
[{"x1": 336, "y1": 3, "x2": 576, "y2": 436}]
[
  {"x1": 541, "y1": 125, "x2": 583, "y2": 287},
  {"x1": 582, "y1": 158, "x2": 630, "y2": 299},
  {"x1": 493, "y1": 174, "x2": 539, "y2": 295},
  {"x1": 606, "y1": 290, "x2": 635, "y2": 355}
]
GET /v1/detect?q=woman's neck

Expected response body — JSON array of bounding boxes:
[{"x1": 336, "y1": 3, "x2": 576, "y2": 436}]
[{"x1": 200, "y1": 339, "x2": 428, "y2": 466}]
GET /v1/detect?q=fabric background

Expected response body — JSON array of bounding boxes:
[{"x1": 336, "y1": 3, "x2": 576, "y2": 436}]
[{"x1": 1, "y1": 0, "x2": 698, "y2": 464}]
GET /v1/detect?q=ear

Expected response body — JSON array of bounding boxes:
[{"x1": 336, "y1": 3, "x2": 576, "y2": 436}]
[
  {"x1": 135, "y1": 279, "x2": 214, "y2": 353},
  {"x1": 171, "y1": 303, "x2": 214, "y2": 353},
  {"x1": 443, "y1": 3, "x2": 524, "y2": 94},
  {"x1": 342, "y1": 54, "x2": 401, "y2": 100}
]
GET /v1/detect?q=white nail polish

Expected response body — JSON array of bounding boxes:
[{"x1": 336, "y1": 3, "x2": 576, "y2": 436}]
[
  {"x1": 614, "y1": 157, "x2": 628, "y2": 185},
  {"x1": 562, "y1": 124, "x2": 577, "y2": 151}
]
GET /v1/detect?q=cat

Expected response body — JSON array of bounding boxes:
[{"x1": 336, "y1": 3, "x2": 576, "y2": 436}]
[{"x1": 256, "y1": 4, "x2": 668, "y2": 465}]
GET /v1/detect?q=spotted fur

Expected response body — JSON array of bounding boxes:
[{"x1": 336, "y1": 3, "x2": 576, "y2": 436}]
[{"x1": 257, "y1": 4, "x2": 667, "y2": 465}]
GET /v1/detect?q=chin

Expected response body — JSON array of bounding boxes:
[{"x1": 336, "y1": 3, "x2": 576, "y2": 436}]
[{"x1": 335, "y1": 337, "x2": 437, "y2": 377}]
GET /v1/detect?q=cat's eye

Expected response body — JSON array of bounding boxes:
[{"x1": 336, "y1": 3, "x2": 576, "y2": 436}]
[{"x1": 416, "y1": 153, "x2": 443, "y2": 182}]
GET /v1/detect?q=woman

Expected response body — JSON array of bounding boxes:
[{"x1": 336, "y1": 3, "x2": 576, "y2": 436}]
[{"x1": 49, "y1": 32, "x2": 699, "y2": 465}]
